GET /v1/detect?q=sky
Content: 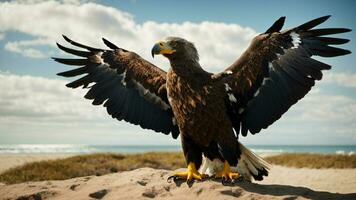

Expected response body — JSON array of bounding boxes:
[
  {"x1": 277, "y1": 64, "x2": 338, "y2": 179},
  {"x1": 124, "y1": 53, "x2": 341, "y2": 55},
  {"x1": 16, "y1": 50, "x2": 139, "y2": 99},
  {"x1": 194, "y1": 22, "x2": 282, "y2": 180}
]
[{"x1": 0, "y1": 0, "x2": 355, "y2": 145}]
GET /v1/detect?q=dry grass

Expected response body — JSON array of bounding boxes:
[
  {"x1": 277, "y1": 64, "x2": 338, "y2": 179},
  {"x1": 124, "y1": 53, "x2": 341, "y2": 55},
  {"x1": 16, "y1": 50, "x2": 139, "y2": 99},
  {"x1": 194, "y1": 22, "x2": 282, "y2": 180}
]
[
  {"x1": 1, "y1": 152, "x2": 355, "y2": 184},
  {"x1": 0, "y1": 152, "x2": 185, "y2": 184},
  {"x1": 265, "y1": 153, "x2": 356, "y2": 169}
]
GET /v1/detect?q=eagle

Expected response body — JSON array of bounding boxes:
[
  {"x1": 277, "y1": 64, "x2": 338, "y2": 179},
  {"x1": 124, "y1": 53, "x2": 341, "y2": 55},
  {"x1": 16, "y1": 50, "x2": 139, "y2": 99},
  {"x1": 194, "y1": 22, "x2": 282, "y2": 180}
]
[{"x1": 53, "y1": 16, "x2": 351, "y2": 182}]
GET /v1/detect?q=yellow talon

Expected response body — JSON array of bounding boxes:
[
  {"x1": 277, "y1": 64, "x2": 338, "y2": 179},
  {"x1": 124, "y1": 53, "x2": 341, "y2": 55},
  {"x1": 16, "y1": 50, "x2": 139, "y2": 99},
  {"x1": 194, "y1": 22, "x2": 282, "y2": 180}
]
[
  {"x1": 215, "y1": 161, "x2": 240, "y2": 180},
  {"x1": 170, "y1": 162, "x2": 207, "y2": 182}
]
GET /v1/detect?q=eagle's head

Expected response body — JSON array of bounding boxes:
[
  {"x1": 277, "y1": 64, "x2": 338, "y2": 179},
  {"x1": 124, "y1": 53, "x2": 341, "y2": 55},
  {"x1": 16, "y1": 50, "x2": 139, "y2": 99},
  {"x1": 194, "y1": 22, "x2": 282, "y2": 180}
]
[{"x1": 151, "y1": 37, "x2": 199, "y2": 62}]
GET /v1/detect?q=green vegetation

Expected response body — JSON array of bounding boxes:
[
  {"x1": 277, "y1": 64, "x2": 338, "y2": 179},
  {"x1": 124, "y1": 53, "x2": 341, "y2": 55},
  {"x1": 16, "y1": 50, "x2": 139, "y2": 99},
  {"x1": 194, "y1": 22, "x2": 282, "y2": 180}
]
[
  {"x1": 0, "y1": 152, "x2": 185, "y2": 184},
  {"x1": 265, "y1": 153, "x2": 356, "y2": 169},
  {"x1": 1, "y1": 152, "x2": 355, "y2": 184}
]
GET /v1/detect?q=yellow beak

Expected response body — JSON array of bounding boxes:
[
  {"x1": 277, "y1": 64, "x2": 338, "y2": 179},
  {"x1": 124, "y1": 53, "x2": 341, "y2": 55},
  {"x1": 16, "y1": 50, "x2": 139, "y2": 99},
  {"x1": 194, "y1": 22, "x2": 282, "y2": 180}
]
[{"x1": 151, "y1": 41, "x2": 176, "y2": 57}]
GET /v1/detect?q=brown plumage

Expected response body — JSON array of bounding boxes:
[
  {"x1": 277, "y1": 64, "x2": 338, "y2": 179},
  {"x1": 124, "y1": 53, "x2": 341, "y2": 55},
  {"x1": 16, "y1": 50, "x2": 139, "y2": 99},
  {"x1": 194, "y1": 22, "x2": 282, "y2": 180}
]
[{"x1": 53, "y1": 16, "x2": 351, "y2": 182}]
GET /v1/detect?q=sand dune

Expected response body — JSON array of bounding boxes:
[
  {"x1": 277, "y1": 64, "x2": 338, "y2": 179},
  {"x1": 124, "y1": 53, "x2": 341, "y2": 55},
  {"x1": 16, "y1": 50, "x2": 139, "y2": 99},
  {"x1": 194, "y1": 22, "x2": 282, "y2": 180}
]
[{"x1": 1, "y1": 167, "x2": 356, "y2": 200}]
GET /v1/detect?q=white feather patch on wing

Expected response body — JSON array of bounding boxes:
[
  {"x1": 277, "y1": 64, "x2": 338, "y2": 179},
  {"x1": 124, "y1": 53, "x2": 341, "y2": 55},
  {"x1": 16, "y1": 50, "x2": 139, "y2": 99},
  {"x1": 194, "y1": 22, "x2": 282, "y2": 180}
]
[
  {"x1": 225, "y1": 70, "x2": 233, "y2": 75},
  {"x1": 120, "y1": 70, "x2": 127, "y2": 86},
  {"x1": 224, "y1": 83, "x2": 232, "y2": 91},
  {"x1": 228, "y1": 93, "x2": 237, "y2": 103},
  {"x1": 253, "y1": 62, "x2": 274, "y2": 97},
  {"x1": 290, "y1": 32, "x2": 301, "y2": 49},
  {"x1": 268, "y1": 62, "x2": 274, "y2": 71},
  {"x1": 97, "y1": 52, "x2": 104, "y2": 63}
]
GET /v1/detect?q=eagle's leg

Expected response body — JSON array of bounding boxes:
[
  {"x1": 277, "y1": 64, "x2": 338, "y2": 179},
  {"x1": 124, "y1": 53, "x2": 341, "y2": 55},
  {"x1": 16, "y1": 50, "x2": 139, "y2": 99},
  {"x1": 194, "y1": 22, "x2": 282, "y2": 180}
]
[
  {"x1": 215, "y1": 133, "x2": 241, "y2": 181},
  {"x1": 171, "y1": 162, "x2": 206, "y2": 181},
  {"x1": 169, "y1": 136, "x2": 207, "y2": 182},
  {"x1": 215, "y1": 160, "x2": 240, "y2": 180}
]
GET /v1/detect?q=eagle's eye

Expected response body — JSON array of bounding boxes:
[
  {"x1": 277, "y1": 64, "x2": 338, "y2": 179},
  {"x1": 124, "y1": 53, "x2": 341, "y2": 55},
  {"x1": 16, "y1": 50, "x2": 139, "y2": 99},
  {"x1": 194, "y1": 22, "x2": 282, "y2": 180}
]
[{"x1": 169, "y1": 41, "x2": 177, "y2": 47}]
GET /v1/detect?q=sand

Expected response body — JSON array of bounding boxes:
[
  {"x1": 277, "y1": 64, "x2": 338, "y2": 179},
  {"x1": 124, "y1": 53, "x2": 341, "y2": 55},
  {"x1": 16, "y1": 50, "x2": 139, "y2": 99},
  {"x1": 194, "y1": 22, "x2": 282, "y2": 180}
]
[{"x1": 0, "y1": 154, "x2": 356, "y2": 199}]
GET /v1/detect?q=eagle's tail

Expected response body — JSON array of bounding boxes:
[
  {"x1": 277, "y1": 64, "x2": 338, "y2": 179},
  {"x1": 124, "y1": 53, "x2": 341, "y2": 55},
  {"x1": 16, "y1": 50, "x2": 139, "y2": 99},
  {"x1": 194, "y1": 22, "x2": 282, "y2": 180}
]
[
  {"x1": 235, "y1": 142, "x2": 270, "y2": 181},
  {"x1": 199, "y1": 142, "x2": 270, "y2": 181}
]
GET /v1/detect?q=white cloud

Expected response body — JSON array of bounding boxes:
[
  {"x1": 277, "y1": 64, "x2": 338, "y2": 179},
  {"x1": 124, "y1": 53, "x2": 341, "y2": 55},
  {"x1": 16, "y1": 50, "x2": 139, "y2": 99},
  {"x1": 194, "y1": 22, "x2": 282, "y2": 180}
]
[
  {"x1": 0, "y1": 32, "x2": 5, "y2": 40},
  {"x1": 0, "y1": 71, "x2": 107, "y2": 123},
  {"x1": 287, "y1": 93, "x2": 356, "y2": 124},
  {"x1": 4, "y1": 40, "x2": 47, "y2": 58},
  {"x1": 322, "y1": 72, "x2": 356, "y2": 88},
  {"x1": 0, "y1": 0, "x2": 256, "y2": 71}
]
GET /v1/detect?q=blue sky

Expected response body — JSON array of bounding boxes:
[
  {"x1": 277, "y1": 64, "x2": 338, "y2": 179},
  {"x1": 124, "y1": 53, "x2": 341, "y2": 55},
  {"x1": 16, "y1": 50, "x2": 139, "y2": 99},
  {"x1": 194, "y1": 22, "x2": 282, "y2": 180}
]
[{"x1": 0, "y1": 0, "x2": 355, "y2": 145}]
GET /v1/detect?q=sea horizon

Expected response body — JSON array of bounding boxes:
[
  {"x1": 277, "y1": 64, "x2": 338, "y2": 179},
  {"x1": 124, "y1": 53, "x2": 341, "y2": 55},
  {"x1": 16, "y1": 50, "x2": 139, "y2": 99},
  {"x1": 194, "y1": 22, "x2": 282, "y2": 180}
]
[{"x1": 0, "y1": 144, "x2": 355, "y2": 155}]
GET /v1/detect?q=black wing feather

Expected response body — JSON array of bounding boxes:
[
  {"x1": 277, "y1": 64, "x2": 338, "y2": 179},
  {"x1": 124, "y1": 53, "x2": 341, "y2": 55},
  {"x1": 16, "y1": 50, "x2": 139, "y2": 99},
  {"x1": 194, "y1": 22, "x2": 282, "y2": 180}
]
[
  {"x1": 56, "y1": 43, "x2": 94, "y2": 57},
  {"x1": 56, "y1": 66, "x2": 87, "y2": 77},
  {"x1": 310, "y1": 37, "x2": 350, "y2": 45},
  {"x1": 62, "y1": 35, "x2": 104, "y2": 51},
  {"x1": 265, "y1": 16, "x2": 285, "y2": 33},
  {"x1": 102, "y1": 38, "x2": 119, "y2": 49},
  {"x1": 52, "y1": 58, "x2": 89, "y2": 66},
  {"x1": 308, "y1": 28, "x2": 351, "y2": 36},
  {"x1": 65, "y1": 74, "x2": 92, "y2": 88},
  {"x1": 296, "y1": 15, "x2": 330, "y2": 31}
]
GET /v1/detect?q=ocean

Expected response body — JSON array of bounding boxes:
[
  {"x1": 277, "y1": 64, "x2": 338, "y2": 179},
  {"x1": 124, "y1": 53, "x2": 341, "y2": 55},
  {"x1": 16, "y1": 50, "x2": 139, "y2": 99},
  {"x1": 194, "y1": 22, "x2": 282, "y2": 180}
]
[{"x1": 0, "y1": 144, "x2": 355, "y2": 155}]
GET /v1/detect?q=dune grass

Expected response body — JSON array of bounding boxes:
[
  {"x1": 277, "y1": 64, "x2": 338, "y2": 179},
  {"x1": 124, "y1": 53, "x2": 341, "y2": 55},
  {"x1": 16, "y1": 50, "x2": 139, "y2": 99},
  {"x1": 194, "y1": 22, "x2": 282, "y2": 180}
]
[
  {"x1": 265, "y1": 153, "x2": 356, "y2": 169},
  {"x1": 0, "y1": 152, "x2": 355, "y2": 184},
  {"x1": 0, "y1": 152, "x2": 185, "y2": 184}
]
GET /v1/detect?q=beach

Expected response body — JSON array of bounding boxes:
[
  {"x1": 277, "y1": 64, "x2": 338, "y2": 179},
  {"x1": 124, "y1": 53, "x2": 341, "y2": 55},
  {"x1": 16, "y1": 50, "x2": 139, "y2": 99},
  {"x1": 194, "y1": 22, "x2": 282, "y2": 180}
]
[{"x1": 0, "y1": 153, "x2": 355, "y2": 199}]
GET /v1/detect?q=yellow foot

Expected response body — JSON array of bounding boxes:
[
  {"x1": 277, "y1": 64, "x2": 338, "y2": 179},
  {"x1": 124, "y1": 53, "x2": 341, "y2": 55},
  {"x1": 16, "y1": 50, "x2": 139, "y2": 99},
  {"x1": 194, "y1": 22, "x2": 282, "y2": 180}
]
[
  {"x1": 215, "y1": 161, "x2": 240, "y2": 181},
  {"x1": 168, "y1": 162, "x2": 207, "y2": 182}
]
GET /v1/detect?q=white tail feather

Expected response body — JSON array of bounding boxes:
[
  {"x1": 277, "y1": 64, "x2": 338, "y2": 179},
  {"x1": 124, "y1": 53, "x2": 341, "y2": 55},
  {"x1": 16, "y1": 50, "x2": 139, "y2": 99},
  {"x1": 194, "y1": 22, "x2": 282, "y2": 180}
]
[{"x1": 199, "y1": 142, "x2": 270, "y2": 181}]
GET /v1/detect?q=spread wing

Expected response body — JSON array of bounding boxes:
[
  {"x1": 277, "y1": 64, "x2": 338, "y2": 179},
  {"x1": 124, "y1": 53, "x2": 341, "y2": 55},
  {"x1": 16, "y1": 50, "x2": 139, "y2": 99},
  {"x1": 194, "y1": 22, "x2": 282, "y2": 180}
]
[
  {"x1": 219, "y1": 16, "x2": 351, "y2": 136},
  {"x1": 53, "y1": 35, "x2": 179, "y2": 138}
]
